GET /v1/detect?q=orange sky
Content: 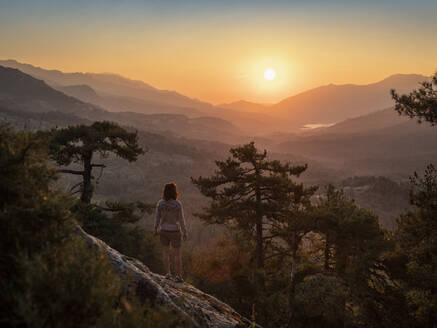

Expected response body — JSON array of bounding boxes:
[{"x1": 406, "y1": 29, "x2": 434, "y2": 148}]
[{"x1": 1, "y1": 1, "x2": 436, "y2": 104}]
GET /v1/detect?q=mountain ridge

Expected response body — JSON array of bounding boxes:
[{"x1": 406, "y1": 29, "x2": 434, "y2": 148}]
[
  {"x1": 0, "y1": 65, "x2": 244, "y2": 142},
  {"x1": 0, "y1": 59, "x2": 430, "y2": 133}
]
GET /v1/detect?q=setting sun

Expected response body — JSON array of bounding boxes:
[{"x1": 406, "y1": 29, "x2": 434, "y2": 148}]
[{"x1": 264, "y1": 68, "x2": 276, "y2": 81}]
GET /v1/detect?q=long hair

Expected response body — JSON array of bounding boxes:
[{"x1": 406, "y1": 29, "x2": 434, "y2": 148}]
[{"x1": 162, "y1": 182, "x2": 178, "y2": 200}]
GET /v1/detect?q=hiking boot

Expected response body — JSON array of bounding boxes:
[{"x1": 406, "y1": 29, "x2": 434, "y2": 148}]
[{"x1": 174, "y1": 275, "x2": 184, "y2": 283}]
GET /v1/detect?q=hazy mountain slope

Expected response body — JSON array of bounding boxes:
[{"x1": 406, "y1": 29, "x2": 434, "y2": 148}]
[
  {"x1": 304, "y1": 107, "x2": 409, "y2": 136},
  {"x1": 270, "y1": 74, "x2": 429, "y2": 129},
  {"x1": 0, "y1": 65, "x2": 244, "y2": 142},
  {"x1": 0, "y1": 65, "x2": 105, "y2": 119},
  {"x1": 1, "y1": 59, "x2": 429, "y2": 136},
  {"x1": 55, "y1": 84, "x2": 101, "y2": 104},
  {"x1": 276, "y1": 116, "x2": 437, "y2": 178},
  {"x1": 58, "y1": 85, "x2": 279, "y2": 134},
  {"x1": 102, "y1": 112, "x2": 242, "y2": 143},
  {"x1": 0, "y1": 59, "x2": 213, "y2": 111},
  {"x1": 278, "y1": 120, "x2": 437, "y2": 160},
  {"x1": 218, "y1": 100, "x2": 272, "y2": 113},
  {"x1": 0, "y1": 59, "x2": 287, "y2": 133},
  {"x1": 54, "y1": 83, "x2": 207, "y2": 117}
]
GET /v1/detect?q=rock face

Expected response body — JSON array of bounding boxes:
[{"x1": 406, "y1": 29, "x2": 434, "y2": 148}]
[{"x1": 77, "y1": 226, "x2": 256, "y2": 328}]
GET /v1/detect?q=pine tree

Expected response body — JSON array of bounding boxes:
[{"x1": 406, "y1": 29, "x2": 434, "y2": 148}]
[
  {"x1": 390, "y1": 72, "x2": 437, "y2": 327},
  {"x1": 394, "y1": 165, "x2": 437, "y2": 327},
  {"x1": 191, "y1": 142, "x2": 308, "y2": 288},
  {"x1": 46, "y1": 121, "x2": 144, "y2": 203},
  {"x1": 309, "y1": 185, "x2": 394, "y2": 327},
  {"x1": 391, "y1": 72, "x2": 437, "y2": 125}
]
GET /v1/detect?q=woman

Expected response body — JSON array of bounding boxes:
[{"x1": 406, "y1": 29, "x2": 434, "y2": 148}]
[{"x1": 154, "y1": 182, "x2": 188, "y2": 282}]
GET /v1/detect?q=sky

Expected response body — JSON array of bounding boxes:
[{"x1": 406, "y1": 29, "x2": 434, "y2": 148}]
[{"x1": 0, "y1": 0, "x2": 436, "y2": 104}]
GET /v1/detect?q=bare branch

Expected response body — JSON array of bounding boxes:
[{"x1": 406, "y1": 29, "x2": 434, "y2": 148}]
[
  {"x1": 58, "y1": 169, "x2": 84, "y2": 175},
  {"x1": 91, "y1": 164, "x2": 106, "y2": 168}
]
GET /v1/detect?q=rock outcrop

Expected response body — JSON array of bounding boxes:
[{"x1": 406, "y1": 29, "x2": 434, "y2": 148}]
[{"x1": 77, "y1": 226, "x2": 256, "y2": 328}]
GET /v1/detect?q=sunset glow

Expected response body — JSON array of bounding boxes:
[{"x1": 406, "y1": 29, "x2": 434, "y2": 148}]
[{"x1": 0, "y1": 1, "x2": 436, "y2": 103}]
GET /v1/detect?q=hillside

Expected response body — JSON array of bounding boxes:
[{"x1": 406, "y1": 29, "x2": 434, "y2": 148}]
[
  {"x1": 218, "y1": 100, "x2": 272, "y2": 113},
  {"x1": 269, "y1": 74, "x2": 429, "y2": 130},
  {"x1": 0, "y1": 59, "x2": 213, "y2": 111},
  {"x1": 6, "y1": 59, "x2": 428, "y2": 134},
  {"x1": 276, "y1": 117, "x2": 437, "y2": 178},
  {"x1": 0, "y1": 65, "x2": 104, "y2": 119},
  {"x1": 304, "y1": 107, "x2": 408, "y2": 136},
  {"x1": 55, "y1": 84, "x2": 101, "y2": 104},
  {"x1": 0, "y1": 59, "x2": 285, "y2": 134},
  {"x1": 0, "y1": 65, "x2": 245, "y2": 142}
]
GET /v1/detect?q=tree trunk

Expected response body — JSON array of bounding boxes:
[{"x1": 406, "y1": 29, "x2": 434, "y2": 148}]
[
  {"x1": 81, "y1": 153, "x2": 93, "y2": 204},
  {"x1": 287, "y1": 234, "x2": 298, "y2": 328},
  {"x1": 324, "y1": 233, "x2": 330, "y2": 272},
  {"x1": 254, "y1": 172, "x2": 265, "y2": 289}
]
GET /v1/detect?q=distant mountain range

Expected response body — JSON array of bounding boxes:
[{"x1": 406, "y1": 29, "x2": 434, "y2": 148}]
[
  {"x1": 219, "y1": 74, "x2": 429, "y2": 131},
  {"x1": 0, "y1": 65, "x2": 103, "y2": 119},
  {"x1": 1, "y1": 59, "x2": 430, "y2": 133},
  {"x1": 0, "y1": 59, "x2": 280, "y2": 133},
  {"x1": 274, "y1": 107, "x2": 437, "y2": 178},
  {"x1": 218, "y1": 100, "x2": 272, "y2": 113},
  {"x1": 0, "y1": 59, "x2": 211, "y2": 111},
  {"x1": 303, "y1": 107, "x2": 409, "y2": 136},
  {"x1": 268, "y1": 74, "x2": 429, "y2": 129},
  {"x1": 0, "y1": 65, "x2": 243, "y2": 142}
]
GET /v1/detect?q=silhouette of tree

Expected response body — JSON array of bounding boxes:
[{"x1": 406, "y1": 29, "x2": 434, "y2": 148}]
[
  {"x1": 393, "y1": 165, "x2": 437, "y2": 327},
  {"x1": 47, "y1": 121, "x2": 144, "y2": 203},
  {"x1": 391, "y1": 73, "x2": 437, "y2": 125},
  {"x1": 192, "y1": 142, "x2": 308, "y2": 289}
]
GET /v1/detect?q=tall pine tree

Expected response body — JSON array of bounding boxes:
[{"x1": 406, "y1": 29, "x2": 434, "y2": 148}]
[{"x1": 192, "y1": 142, "x2": 308, "y2": 288}]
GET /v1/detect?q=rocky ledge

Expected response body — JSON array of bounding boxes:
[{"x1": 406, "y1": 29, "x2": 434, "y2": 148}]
[{"x1": 77, "y1": 226, "x2": 256, "y2": 328}]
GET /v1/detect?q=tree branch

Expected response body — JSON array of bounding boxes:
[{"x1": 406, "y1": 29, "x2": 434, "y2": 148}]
[
  {"x1": 91, "y1": 164, "x2": 106, "y2": 168},
  {"x1": 94, "y1": 205, "x2": 124, "y2": 212},
  {"x1": 58, "y1": 169, "x2": 84, "y2": 175}
]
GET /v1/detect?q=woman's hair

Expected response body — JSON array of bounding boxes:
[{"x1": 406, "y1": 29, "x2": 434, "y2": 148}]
[{"x1": 162, "y1": 182, "x2": 178, "y2": 200}]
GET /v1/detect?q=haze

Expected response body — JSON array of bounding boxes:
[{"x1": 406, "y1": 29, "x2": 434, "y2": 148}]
[{"x1": 1, "y1": 0, "x2": 436, "y2": 103}]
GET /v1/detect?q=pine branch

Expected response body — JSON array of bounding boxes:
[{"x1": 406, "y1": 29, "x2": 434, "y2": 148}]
[{"x1": 58, "y1": 169, "x2": 84, "y2": 175}]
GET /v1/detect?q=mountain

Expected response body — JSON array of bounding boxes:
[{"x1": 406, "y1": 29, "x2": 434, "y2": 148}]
[
  {"x1": 212, "y1": 74, "x2": 429, "y2": 132},
  {"x1": 0, "y1": 59, "x2": 213, "y2": 111},
  {"x1": 218, "y1": 100, "x2": 272, "y2": 113},
  {"x1": 1, "y1": 59, "x2": 430, "y2": 135},
  {"x1": 276, "y1": 112, "x2": 437, "y2": 178},
  {"x1": 0, "y1": 59, "x2": 286, "y2": 133},
  {"x1": 0, "y1": 65, "x2": 243, "y2": 142},
  {"x1": 55, "y1": 84, "x2": 101, "y2": 104},
  {"x1": 0, "y1": 65, "x2": 104, "y2": 119},
  {"x1": 100, "y1": 112, "x2": 242, "y2": 142},
  {"x1": 304, "y1": 107, "x2": 409, "y2": 136},
  {"x1": 269, "y1": 74, "x2": 430, "y2": 130}
]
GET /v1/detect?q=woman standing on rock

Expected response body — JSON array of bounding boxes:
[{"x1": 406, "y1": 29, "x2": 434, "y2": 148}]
[{"x1": 154, "y1": 182, "x2": 188, "y2": 282}]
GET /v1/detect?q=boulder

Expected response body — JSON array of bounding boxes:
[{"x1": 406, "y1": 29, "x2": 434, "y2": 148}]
[{"x1": 77, "y1": 226, "x2": 257, "y2": 328}]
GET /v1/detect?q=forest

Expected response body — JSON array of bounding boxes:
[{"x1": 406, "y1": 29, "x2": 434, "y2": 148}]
[{"x1": 1, "y1": 71, "x2": 436, "y2": 328}]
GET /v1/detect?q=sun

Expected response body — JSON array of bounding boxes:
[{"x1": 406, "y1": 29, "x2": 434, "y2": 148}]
[{"x1": 264, "y1": 68, "x2": 276, "y2": 81}]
